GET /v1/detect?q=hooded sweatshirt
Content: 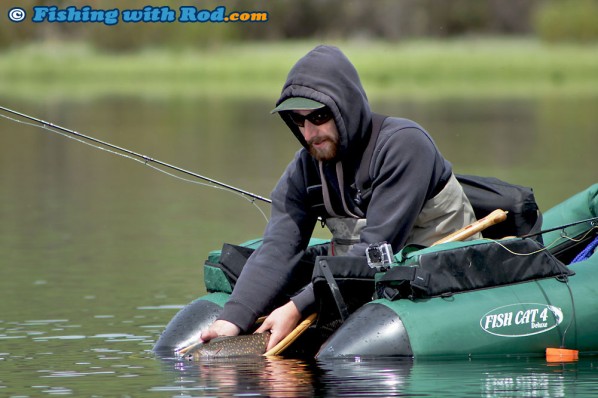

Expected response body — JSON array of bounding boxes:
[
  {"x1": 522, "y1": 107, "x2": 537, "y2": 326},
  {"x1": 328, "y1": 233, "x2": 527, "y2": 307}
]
[{"x1": 218, "y1": 45, "x2": 453, "y2": 331}]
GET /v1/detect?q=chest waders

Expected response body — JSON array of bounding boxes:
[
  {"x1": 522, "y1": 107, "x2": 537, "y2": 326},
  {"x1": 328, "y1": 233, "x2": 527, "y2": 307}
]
[{"x1": 319, "y1": 114, "x2": 480, "y2": 256}]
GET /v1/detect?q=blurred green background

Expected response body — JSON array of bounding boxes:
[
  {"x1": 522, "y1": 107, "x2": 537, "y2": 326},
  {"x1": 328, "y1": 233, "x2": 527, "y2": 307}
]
[{"x1": 1, "y1": 0, "x2": 598, "y2": 101}]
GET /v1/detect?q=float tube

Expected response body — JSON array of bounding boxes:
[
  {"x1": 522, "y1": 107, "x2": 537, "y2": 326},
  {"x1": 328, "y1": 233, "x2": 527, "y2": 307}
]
[{"x1": 154, "y1": 184, "x2": 598, "y2": 359}]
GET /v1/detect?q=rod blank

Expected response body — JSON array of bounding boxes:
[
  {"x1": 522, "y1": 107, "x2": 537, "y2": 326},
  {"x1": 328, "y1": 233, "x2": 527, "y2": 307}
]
[{"x1": 0, "y1": 105, "x2": 272, "y2": 204}]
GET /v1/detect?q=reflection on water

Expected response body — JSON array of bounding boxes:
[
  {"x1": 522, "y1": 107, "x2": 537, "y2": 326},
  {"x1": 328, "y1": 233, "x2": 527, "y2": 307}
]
[
  {"x1": 152, "y1": 355, "x2": 598, "y2": 397},
  {"x1": 1, "y1": 96, "x2": 597, "y2": 396},
  {"x1": 156, "y1": 356, "x2": 316, "y2": 397}
]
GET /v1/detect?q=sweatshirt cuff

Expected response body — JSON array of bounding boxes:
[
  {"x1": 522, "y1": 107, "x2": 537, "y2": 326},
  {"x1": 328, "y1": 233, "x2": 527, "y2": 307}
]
[
  {"x1": 290, "y1": 283, "x2": 316, "y2": 316},
  {"x1": 218, "y1": 300, "x2": 259, "y2": 333}
]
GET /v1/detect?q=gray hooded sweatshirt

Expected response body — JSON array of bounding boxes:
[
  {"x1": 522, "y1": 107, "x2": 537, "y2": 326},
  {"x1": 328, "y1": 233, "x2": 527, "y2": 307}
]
[{"x1": 218, "y1": 45, "x2": 454, "y2": 332}]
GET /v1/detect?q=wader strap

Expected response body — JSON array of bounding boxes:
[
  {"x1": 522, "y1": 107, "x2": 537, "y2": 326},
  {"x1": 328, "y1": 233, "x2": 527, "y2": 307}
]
[
  {"x1": 319, "y1": 161, "x2": 361, "y2": 219},
  {"x1": 336, "y1": 162, "x2": 360, "y2": 218},
  {"x1": 319, "y1": 161, "x2": 341, "y2": 217},
  {"x1": 317, "y1": 258, "x2": 349, "y2": 321}
]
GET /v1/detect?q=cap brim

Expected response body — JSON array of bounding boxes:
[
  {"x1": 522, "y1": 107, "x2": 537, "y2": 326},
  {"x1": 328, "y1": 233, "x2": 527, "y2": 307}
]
[{"x1": 270, "y1": 97, "x2": 325, "y2": 114}]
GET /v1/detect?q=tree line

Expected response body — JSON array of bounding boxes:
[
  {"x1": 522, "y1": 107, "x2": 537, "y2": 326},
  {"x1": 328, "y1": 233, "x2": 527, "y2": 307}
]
[{"x1": 1, "y1": 0, "x2": 597, "y2": 51}]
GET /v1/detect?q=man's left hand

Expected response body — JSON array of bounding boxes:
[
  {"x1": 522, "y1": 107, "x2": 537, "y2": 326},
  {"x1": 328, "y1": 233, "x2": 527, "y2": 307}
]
[{"x1": 255, "y1": 300, "x2": 302, "y2": 351}]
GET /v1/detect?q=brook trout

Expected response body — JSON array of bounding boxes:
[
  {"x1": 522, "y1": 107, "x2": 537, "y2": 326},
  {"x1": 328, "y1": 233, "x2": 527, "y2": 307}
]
[{"x1": 185, "y1": 332, "x2": 271, "y2": 360}]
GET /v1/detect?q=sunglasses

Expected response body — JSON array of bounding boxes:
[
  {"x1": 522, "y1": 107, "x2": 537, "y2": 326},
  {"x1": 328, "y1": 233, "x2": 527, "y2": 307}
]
[{"x1": 285, "y1": 107, "x2": 334, "y2": 127}]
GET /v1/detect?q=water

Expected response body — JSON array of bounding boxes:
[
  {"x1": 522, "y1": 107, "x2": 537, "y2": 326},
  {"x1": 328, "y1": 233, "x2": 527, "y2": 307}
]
[{"x1": 1, "y1": 96, "x2": 597, "y2": 396}]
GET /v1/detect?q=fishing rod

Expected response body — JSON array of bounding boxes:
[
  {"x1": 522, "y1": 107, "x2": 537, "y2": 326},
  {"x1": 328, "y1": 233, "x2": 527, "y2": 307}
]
[
  {"x1": 521, "y1": 216, "x2": 598, "y2": 239},
  {"x1": 0, "y1": 105, "x2": 272, "y2": 207}
]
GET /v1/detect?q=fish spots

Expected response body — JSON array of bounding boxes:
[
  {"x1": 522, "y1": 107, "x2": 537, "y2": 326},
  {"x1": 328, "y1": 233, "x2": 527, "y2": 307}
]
[{"x1": 185, "y1": 332, "x2": 271, "y2": 360}]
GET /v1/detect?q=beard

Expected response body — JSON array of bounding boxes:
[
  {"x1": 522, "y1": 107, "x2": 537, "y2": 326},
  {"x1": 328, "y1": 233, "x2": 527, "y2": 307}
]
[{"x1": 307, "y1": 135, "x2": 339, "y2": 161}]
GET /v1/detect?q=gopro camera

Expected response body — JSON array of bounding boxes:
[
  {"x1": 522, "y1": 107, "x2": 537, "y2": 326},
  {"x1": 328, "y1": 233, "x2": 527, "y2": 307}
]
[{"x1": 366, "y1": 242, "x2": 394, "y2": 271}]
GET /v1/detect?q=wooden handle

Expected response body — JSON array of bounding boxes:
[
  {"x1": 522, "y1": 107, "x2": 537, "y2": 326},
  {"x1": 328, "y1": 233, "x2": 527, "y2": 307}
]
[
  {"x1": 263, "y1": 312, "x2": 317, "y2": 356},
  {"x1": 432, "y1": 209, "x2": 508, "y2": 246}
]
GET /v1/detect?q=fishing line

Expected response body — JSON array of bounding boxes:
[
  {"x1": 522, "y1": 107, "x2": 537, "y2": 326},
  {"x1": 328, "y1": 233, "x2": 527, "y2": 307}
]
[
  {"x1": 482, "y1": 225, "x2": 598, "y2": 257},
  {"x1": 479, "y1": 217, "x2": 598, "y2": 258},
  {"x1": 482, "y1": 223, "x2": 594, "y2": 349},
  {"x1": 559, "y1": 278, "x2": 577, "y2": 349},
  {"x1": 0, "y1": 106, "x2": 271, "y2": 222}
]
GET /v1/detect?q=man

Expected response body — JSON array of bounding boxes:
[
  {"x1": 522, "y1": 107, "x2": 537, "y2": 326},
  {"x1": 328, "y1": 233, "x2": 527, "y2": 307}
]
[{"x1": 201, "y1": 45, "x2": 479, "y2": 350}]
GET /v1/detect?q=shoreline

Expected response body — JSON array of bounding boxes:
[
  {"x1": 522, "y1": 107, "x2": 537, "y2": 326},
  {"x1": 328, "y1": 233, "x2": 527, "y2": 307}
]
[{"x1": 1, "y1": 38, "x2": 597, "y2": 101}]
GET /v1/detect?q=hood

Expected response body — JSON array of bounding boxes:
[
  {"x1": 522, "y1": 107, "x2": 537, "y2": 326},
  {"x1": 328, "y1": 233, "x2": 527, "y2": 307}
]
[{"x1": 274, "y1": 45, "x2": 372, "y2": 161}]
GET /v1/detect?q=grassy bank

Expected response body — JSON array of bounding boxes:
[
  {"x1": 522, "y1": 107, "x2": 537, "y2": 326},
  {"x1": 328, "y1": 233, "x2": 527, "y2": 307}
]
[{"x1": 1, "y1": 38, "x2": 597, "y2": 101}]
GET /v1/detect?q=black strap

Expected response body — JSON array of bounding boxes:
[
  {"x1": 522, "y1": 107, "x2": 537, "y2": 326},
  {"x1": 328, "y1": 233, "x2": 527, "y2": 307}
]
[
  {"x1": 376, "y1": 266, "x2": 420, "y2": 301},
  {"x1": 355, "y1": 113, "x2": 388, "y2": 192},
  {"x1": 379, "y1": 266, "x2": 417, "y2": 284},
  {"x1": 316, "y1": 258, "x2": 350, "y2": 321},
  {"x1": 379, "y1": 266, "x2": 431, "y2": 293}
]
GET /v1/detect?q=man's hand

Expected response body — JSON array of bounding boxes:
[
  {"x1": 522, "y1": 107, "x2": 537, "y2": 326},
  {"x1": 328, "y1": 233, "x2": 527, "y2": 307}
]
[
  {"x1": 200, "y1": 320, "x2": 241, "y2": 342},
  {"x1": 255, "y1": 301, "x2": 302, "y2": 351}
]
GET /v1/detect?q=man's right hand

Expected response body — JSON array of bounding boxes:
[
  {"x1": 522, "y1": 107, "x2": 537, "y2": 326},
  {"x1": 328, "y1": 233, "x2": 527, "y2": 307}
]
[{"x1": 200, "y1": 320, "x2": 241, "y2": 342}]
